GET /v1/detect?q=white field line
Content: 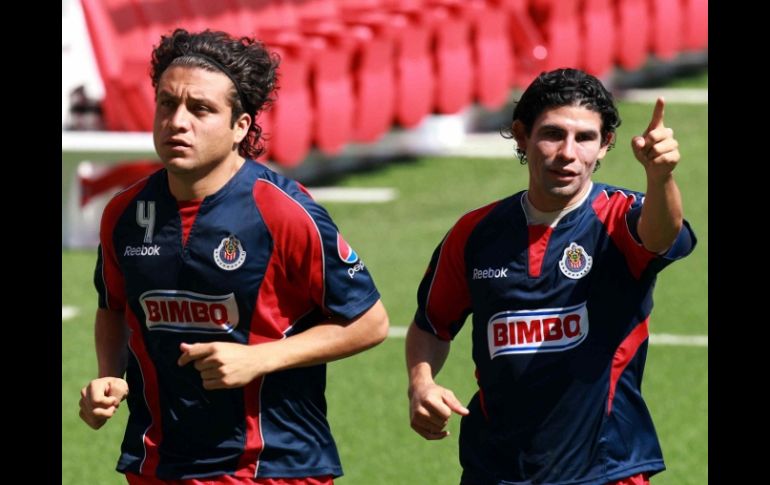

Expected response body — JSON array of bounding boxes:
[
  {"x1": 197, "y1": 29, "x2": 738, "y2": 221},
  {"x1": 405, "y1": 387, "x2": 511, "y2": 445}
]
[
  {"x1": 649, "y1": 333, "x2": 708, "y2": 347},
  {"x1": 307, "y1": 187, "x2": 397, "y2": 203},
  {"x1": 387, "y1": 327, "x2": 707, "y2": 347},
  {"x1": 618, "y1": 88, "x2": 708, "y2": 104},
  {"x1": 62, "y1": 305, "x2": 80, "y2": 321}
]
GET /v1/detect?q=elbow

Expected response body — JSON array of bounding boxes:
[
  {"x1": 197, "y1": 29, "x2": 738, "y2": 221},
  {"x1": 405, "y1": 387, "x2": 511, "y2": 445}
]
[
  {"x1": 366, "y1": 313, "x2": 389, "y2": 349},
  {"x1": 373, "y1": 313, "x2": 389, "y2": 346},
  {"x1": 638, "y1": 212, "x2": 684, "y2": 254},
  {"x1": 363, "y1": 301, "x2": 390, "y2": 349},
  {"x1": 645, "y1": 220, "x2": 683, "y2": 254}
]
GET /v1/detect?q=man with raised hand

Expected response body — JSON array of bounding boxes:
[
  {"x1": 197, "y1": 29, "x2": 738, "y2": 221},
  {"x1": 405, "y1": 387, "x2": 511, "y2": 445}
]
[{"x1": 406, "y1": 68, "x2": 696, "y2": 485}]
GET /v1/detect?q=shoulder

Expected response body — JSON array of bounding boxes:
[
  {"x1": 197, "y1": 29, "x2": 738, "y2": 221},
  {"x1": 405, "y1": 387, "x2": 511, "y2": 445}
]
[
  {"x1": 440, "y1": 195, "x2": 519, "y2": 253},
  {"x1": 456, "y1": 194, "x2": 516, "y2": 227},
  {"x1": 591, "y1": 183, "x2": 643, "y2": 203},
  {"x1": 247, "y1": 164, "x2": 330, "y2": 241},
  {"x1": 589, "y1": 183, "x2": 645, "y2": 219},
  {"x1": 101, "y1": 171, "x2": 160, "y2": 228},
  {"x1": 249, "y1": 162, "x2": 314, "y2": 209}
]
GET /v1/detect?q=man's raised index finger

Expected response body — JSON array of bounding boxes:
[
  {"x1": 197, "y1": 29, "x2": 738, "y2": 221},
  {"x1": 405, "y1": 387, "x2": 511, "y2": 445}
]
[{"x1": 646, "y1": 97, "x2": 666, "y2": 132}]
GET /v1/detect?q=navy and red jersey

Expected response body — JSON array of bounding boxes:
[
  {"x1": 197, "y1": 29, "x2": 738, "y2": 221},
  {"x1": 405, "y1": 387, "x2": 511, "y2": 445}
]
[
  {"x1": 414, "y1": 183, "x2": 696, "y2": 485},
  {"x1": 94, "y1": 160, "x2": 380, "y2": 480}
]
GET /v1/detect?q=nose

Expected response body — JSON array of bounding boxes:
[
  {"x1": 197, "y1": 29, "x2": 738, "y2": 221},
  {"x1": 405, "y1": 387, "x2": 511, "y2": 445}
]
[
  {"x1": 169, "y1": 105, "x2": 191, "y2": 131},
  {"x1": 557, "y1": 136, "x2": 578, "y2": 161}
]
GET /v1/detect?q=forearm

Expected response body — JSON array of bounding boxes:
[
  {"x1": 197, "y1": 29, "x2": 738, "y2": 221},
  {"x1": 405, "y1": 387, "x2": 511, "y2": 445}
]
[
  {"x1": 639, "y1": 172, "x2": 684, "y2": 253},
  {"x1": 406, "y1": 322, "x2": 450, "y2": 393},
  {"x1": 95, "y1": 308, "x2": 130, "y2": 378},
  {"x1": 256, "y1": 299, "x2": 388, "y2": 373}
]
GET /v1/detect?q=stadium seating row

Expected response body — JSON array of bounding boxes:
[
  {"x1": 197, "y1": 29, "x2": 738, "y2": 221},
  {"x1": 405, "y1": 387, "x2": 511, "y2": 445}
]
[{"x1": 79, "y1": 0, "x2": 707, "y2": 167}]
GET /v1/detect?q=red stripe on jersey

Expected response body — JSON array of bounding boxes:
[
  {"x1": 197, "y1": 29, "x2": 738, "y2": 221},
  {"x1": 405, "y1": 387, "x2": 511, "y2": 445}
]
[
  {"x1": 235, "y1": 250, "x2": 290, "y2": 475},
  {"x1": 235, "y1": 180, "x2": 326, "y2": 474},
  {"x1": 253, "y1": 180, "x2": 325, "y2": 313},
  {"x1": 474, "y1": 368, "x2": 488, "y2": 420},
  {"x1": 125, "y1": 311, "x2": 164, "y2": 475},
  {"x1": 426, "y1": 202, "x2": 500, "y2": 340},
  {"x1": 527, "y1": 225, "x2": 553, "y2": 278},
  {"x1": 607, "y1": 318, "x2": 649, "y2": 414},
  {"x1": 99, "y1": 178, "x2": 152, "y2": 310},
  {"x1": 177, "y1": 199, "x2": 203, "y2": 248},
  {"x1": 236, "y1": 375, "x2": 265, "y2": 477},
  {"x1": 592, "y1": 191, "x2": 656, "y2": 280},
  {"x1": 607, "y1": 473, "x2": 650, "y2": 485}
]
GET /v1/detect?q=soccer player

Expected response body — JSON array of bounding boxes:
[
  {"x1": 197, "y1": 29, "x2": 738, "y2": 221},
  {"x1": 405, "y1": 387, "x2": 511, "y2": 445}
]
[
  {"x1": 78, "y1": 29, "x2": 389, "y2": 484},
  {"x1": 405, "y1": 68, "x2": 696, "y2": 485}
]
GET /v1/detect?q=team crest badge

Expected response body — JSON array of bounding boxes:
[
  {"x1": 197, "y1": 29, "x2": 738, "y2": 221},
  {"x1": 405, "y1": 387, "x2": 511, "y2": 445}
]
[
  {"x1": 337, "y1": 233, "x2": 359, "y2": 264},
  {"x1": 213, "y1": 235, "x2": 247, "y2": 271},
  {"x1": 558, "y1": 242, "x2": 592, "y2": 279}
]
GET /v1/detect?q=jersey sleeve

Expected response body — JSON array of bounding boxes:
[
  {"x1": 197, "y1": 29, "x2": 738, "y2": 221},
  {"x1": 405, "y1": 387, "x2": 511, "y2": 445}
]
[
  {"x1": 94, "y1": 194, "x2": 131, "y2": 311},
  {"x1": 414, "y1": 202, "x2": 499, "y2": 340},
  {"x1": 254, "y1": 178, "x2": 380, "y2": 321},
  {"x1": 592, "y1": 187, "x2": 697, "y2": 279},
  {"x1": 626, "y1": 204, "x2": 697, "y2": 275},
  {"x1": 93, "y1": 177, "x2": 153, "y2": 311},
  {"x1": 414, "y1": 235, "x2": 470, "y2": 341}
]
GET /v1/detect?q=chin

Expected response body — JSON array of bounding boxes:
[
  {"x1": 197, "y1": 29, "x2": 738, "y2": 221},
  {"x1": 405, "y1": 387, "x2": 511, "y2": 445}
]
[
  {"x1": 162, "y1": 158, "x2": 195, "y2": 172},
  {"x1": 548, "y1": 185, "x2": 579, "y2": 198}
]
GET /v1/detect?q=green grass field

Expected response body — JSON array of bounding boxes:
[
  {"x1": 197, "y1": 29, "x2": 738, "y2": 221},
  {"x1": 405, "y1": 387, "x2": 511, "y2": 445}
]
[{"x1": 62, "y1": 100, "x2": 707, "y2": 484}]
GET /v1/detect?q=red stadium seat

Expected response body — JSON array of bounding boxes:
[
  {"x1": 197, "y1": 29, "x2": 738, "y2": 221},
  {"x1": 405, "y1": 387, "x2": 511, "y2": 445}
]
[
  {"x1": 434, "y1": 0, "x2": 512, "y2": 110},
  {"x1": 81, "y1": 0, "x2": 156, "y2": 131},
  {"x1": 182, "y1": 0, "x2": 251, "y2": 37},
  {"x1": 530, "y1": 0, "x2": 582, "y2": 72},
  {"x1": 293, "y1": 0, "x2": 397, "y2": 143},
  {"x1": 614, "y1": 0, "x2": 649, "y2": 70},
  {"x1": 338, "y1": 0, "x2": 434, "y2": 128},
  {"x1": 234, "y1": 0, "x2": 355, "y2": 157},
  {"x1": 255, "y1": 42, "x2": 314, "y2": 167},
  {"x1": 372, "y1": 0, "x2": 474, "y2": 116},
  {"x1": 580, "y1": 0, "x2": 616, "y2": 79},
  {"x1": 681, "y1": 0, "x2": 708, "y2": 51},
  {"x1": 648, "y1": 0, "x2": 682, "y2": 60},
  {"x1": 426, "y1": 2, "x2": 474, "y2": 114},
  {"x1": 132, "y1": 0, "x2": 205, "y2": 38},
  {"x1": 494, "y1": 0, "x2": 548, "y2": 89}
]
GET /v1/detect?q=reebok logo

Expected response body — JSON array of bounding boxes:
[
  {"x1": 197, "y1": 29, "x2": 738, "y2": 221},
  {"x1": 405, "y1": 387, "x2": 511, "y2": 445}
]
[
  {"x1": 472, "y1": 267, "x2": 508, "y2": 279},
  {"x1": 124, "y1": 245, "x2": 161, "y2": 256}
]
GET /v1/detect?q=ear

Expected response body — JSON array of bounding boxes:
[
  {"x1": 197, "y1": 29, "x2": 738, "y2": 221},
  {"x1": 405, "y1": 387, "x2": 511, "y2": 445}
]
[
  {"x1": 598, "y1": 131, "x2": 615, "y2": 159},
  {"x1": 233, "y1": 112, "x2": 252, "y2": 144},
  {"x1": 511, "y1": 120, "x2": 528, "y2": 152}
]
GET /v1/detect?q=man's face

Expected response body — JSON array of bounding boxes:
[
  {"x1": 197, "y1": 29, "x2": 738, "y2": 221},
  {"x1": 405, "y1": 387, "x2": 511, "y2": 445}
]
[
  {"x1": 153, "y1": 66, "x2": 247, "y2": 176},
  {"x1": 514, "y1": 104, "x2": 611, "y2": 212}
]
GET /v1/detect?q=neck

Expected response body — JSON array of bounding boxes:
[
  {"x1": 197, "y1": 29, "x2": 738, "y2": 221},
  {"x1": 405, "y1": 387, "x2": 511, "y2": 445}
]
[
  {"x1": 527, "y1": 182, "x2": 594, "y2": 213},
  {"x1": 168, "y1": 153, "x2": 245, "y2": 201}
]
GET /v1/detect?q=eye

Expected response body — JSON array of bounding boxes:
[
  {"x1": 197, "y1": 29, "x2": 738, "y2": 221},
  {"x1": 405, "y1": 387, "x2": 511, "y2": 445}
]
[
  {"x1": 576, "y1": 132, "x2": 598, "y2": 143},
  {"x1": 541, "y1": 129, "x2": 563, "y2": 140}
]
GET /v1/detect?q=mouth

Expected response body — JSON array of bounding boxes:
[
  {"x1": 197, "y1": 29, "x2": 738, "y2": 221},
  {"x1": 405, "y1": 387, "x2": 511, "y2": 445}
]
[
  {"x1": 548, "y1": 168, "x2": 578, "y2": 178},
  {"x1": 165, "y1": 139, "x2": 192, "y2": 150}
]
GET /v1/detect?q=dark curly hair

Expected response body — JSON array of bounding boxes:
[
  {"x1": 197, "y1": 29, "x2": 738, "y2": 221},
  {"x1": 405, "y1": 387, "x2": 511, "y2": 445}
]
[
  {"x1": 151, "y1": 29, "x2": 280, "y2": 160},
  {"x1": 502, "y1": 68, "x2": 621, "y2": 170}
]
